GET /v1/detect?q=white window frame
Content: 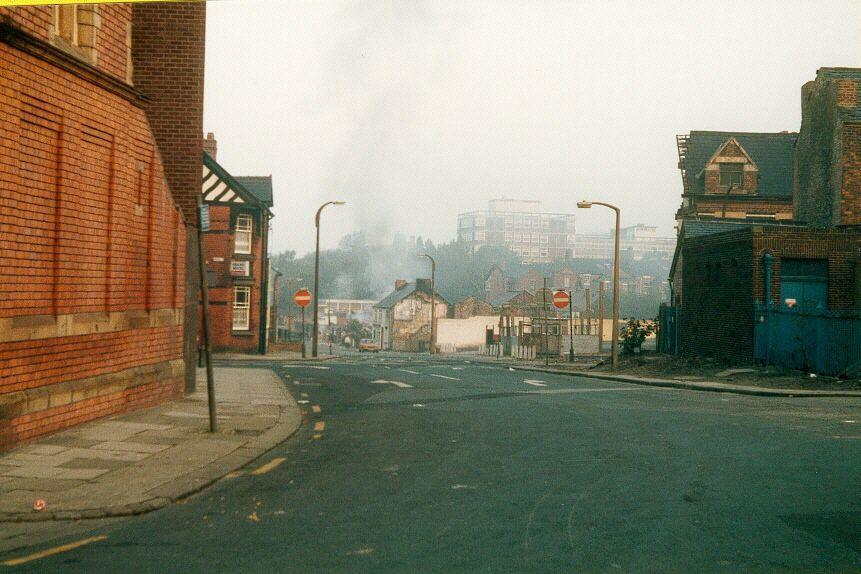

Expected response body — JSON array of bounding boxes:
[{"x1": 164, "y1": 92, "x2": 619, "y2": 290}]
[
  {"x1": 233, "y1": 286, "x2": 251, "y2": 331},
  {"x1": 234, "y1": 214, "x2": 253, "y2": 255}
]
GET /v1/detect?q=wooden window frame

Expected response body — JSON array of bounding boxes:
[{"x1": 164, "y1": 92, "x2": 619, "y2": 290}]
[
  {"x1": 234, "y1": 214, "x2": 253, "y2": 255},
  {"x1": 233, "y1": 286, "x2": 251, "y2": 331}
]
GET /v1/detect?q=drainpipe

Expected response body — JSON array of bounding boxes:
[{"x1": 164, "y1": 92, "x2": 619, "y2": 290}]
[{"x1": 761, "y1": 251, "x2": 773, "y2": 366}]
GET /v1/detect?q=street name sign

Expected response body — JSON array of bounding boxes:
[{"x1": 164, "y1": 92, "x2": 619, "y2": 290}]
[
  {"x1": 294, "y1": 289, "x2": 312, "y2": 308},
  {"x1": 553, "y1": 290, "x2": 571, "y2": 309}
]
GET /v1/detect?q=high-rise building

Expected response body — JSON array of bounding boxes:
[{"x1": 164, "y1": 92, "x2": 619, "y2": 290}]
[{"x1": 457, "y1": 199, "x2": 576, "y2": 263}]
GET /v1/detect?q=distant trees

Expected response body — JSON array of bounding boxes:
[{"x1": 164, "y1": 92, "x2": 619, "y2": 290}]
[{"x1": 270, "y1": 231, "x2": 669, "y2": 320}]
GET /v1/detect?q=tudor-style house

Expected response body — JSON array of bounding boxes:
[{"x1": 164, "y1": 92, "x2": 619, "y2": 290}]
[{"x1": 201, "y1": 137, "x2": 273, "y2": 354}]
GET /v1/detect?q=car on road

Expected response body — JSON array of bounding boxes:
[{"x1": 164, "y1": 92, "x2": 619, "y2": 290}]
[{"x1": 358, "y1": 339, "x2": 379, "y2": 353}]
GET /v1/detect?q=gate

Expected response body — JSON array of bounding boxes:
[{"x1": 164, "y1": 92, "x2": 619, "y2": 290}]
[{"x1": 754, "y1": 303, "x2": 861, "y2": 376}]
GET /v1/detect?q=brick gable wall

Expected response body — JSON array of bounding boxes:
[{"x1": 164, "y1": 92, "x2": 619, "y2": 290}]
[
  {"x1": 0, "y1": 7, "x2": 198, "y2": 451},
  {"x1": 201, "y1": 203, "x2": 266, "y2": 353}
]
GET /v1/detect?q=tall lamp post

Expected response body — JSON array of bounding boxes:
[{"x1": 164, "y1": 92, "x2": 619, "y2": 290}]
[
  {"x1": 418, "y1": 253, "x2": 436, "y2": 355},
  {"x1": 577, "y1": 200, "x2": 621, "y2": 371},
  {"x1": 312, "y1": 200, "x2": 345, "y2": 357}
]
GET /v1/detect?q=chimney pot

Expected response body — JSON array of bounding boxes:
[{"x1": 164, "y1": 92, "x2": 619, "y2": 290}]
[
  {"x1": 203, "y1": 132, "x2": 218, "y2": 160},
  {"x1": 395, "y1": 279, "x2": 407, "y2": 291}
]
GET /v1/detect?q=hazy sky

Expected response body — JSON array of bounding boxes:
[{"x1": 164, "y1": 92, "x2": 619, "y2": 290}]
[{"x1": 203, "y1": 0, "x2": 860, "y2": 256}]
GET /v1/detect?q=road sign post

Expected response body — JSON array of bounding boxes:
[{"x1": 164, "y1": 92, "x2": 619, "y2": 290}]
[
  {"x1": 294, "y1": 289, "x2": 312, "y2": 359},
  {"x1": 553, "y1": 290, "x2": 573, "y2": 363}
]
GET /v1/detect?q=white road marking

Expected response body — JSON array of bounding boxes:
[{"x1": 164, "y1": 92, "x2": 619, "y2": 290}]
[
  {"x1": 371, "y1": 379, "x2": 413, "y2": 389},
  {"x1": 431, "y1": 374, "x2": 460, "y2": 381},
  {"x1": 451, "y1": 367, "x2": 464, "y2": 371},
  {"x1": 524, "y1": 380, "x2": 547, "y2": 387},
  {"x1": 283, "y1": 365, "x2": 330, "y2": 370},
  {"x1": 400, "y1": 369, "x2": 420, "y2": 375}
]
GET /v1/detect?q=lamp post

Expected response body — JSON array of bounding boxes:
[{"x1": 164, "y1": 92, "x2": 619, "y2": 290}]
[
  {"x1": 312, "y1": 201, "x2": 345, "y2": 357},
  {"x1": 418, "y1": 253, "x2": 436, "y2": 355},
  {"x1": 577, "y1": 200, "x2": 621, "y2": 371}
]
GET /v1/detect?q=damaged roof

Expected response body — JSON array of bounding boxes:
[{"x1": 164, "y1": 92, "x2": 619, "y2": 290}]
[{"x1": 683, "y1": 131, "x2": 797, "y2": 198}]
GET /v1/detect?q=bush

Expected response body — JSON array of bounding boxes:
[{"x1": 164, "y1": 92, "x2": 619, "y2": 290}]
[{"x1": 620, "y1": 319, "x2": 655, "y2": 355}]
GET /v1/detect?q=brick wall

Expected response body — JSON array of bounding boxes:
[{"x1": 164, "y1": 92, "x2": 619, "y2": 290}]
[
  {"x1": 131, "y1": 2, "x2": 205, "y2": 223},
  {"x1": 454, "y1": 297, "x2": 492, "y2": 319},
  {"x1": 842, "y1": 122, "x2": 861, "y2": 226},
  {"x1": 0, "y1": 7, "x2": 196, "y2": 451},
  {"x1": 679, "y1": 230, "x2": 756, "y2": 363},
  {"x1": 794, "y1": 68, "x2": 861, "y2": 227},
  {"x1": 680, "y1": 226, "x2": 861, "y2": 363},
  {"x1": 0, "y1": 4, "x2": 131, "y2": 81},
  {"x1": 130, "y1": 2, "x2": 205, "y2": 391}
]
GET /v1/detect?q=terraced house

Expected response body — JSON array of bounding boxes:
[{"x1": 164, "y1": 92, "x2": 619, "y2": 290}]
[
  {"x1": 0, "y1": 4, "x2": 205, "y2": 450},
  {"x1": 200, "y1": 136, "x2": 274, "y2": 354}
]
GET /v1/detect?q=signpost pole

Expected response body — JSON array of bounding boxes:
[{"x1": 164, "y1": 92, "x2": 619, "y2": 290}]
[
  {"x1": 196, "y1": 200, "x2": 217, "y2": 433},
  {"x1": 301, "y1": 306, "x2": 306, "y2": 358},
  {"x1": 568, "y1": 290, "x2": 575, "y2": 362}
]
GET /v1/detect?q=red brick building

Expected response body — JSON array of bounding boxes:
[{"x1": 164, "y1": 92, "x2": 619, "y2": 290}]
[
  {"x1": 0, "y1": 4, "x2": 205, "y2": 451},
  {"x1": 201, "y1": 147, "x2": 273, "y2": 354},
  {"x1": 671, "y1": 68, "x2": 861, "y2": 368}
]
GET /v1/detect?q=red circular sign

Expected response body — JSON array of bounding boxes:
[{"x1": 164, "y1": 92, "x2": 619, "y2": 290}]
[
  {"x1": 552, "y1": 290, "x2": 571, "y2": 309},
  {"x1": 293, "y1": 289, "x2": 312, "y2": 308}
]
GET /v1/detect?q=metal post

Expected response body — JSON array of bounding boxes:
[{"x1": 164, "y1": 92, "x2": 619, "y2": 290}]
[
  {"x1": 568, "y1": 289, "x2": 575, "y2": 362},
  {"x1": 196, "y1": 198, "x2": 217, "y2": 433},
  {"x1": 584, "y1": 286, "x2": 591, "y2": 334},
  {"x1": 577, "y1": 200, "x2": 620, "y2": 370},
  {"x1": 611, "y1": 208, "x2": 621, "y2": 370},
  {"x1": 328, "y1": 306, "x2": 333, "y2": 355},
  {"x1": 543, "y1": 277, "x2": 549, "y2": 366},
  {"x1": 301, "y1": 305, "x2": 306, "y2": 358},
  {"x1": 312, "y1": 201, "x2": 345, "y2": 357},
  {"x1": 598, "y1": 280, "x2": 605, "y2": 354}
]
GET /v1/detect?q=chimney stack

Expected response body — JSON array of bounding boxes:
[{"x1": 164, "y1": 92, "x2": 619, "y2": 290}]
[
  {"x1": 395, "y1": 279, "x2": 408, "y2": 291},
  {"x1": 203, "y1": 132, "x2": 217, "y2": 159}
]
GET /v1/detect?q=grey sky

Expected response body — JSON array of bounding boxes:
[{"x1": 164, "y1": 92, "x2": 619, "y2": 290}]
[{"x1": 203, "y1": 0, "x2": 861, "y2": 256}]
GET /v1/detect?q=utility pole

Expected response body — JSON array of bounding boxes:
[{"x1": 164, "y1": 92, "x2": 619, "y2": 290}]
[
  {"x1": 543, "y1": 277, "x2": 549, "y2": 366},
  {"x1": 312, "y1": 201, "x2": 345, "y2": 357}
]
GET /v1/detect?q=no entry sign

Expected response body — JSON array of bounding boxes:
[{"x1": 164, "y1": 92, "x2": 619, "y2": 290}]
[
  {"x1": 293, "y1": 289, "x2": 312, "y2": 308},
  {"x1": 552, "y1": 290, "x2": 571, "y2": 309}
]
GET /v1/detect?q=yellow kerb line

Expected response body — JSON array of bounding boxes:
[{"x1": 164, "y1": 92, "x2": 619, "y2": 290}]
[
  {"x1": 313, "y1": 421, "x2": 325, "y2": 431},
  {"x1": 250, "y1": 457, "x2": 286, "y2": 476},
  {"x1": 3, "y1": 535, "x2": 108, "y2": 566},
  {"x1": 311, "y1": 405, "x2": 321, "y2": 414}
]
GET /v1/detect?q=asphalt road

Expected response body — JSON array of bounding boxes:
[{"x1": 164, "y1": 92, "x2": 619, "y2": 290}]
[{"x1": 4, "y1": 354, "x2": 861, "y2": 572}]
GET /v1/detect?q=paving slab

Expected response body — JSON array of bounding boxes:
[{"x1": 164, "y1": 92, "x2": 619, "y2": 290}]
[{"x1": 0, "y1": 366, "x2": 301, "y2": 522}]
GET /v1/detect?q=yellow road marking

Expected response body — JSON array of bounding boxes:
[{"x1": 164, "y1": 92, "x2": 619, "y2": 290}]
[
  {"x1": 250, "y1": 457, "x2": 286, "y2": 475},
  {"x1": 313, "y1": 434, "x2": 322, "y2": 440},
  {"x1": 313, "y1": 421, "x2": 325, "y2": 431},
  {"x1": 3, "y1": 535, "x2": 108, "y2": 566},
  {"x1": 300, "y1": 393, "x2": 309, "y2": 398},
  {"x1": 311, "y1": 405, "x2": 321, "y2": 414},
  {"x1": 224, "y1": 470, "x2": 245, "y2": 479}
]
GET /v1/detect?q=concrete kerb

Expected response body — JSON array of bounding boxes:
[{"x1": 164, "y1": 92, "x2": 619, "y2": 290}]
[
  {"x1": 0, "y1": 379, "x2": 303, "y2": 523},
  {"x1": 509, "y1": 365, "x2": 861, "y2": 398}
]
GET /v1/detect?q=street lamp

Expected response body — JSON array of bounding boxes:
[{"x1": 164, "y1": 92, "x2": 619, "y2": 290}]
[
  {"x1": 577, "y1": 200, "x2": 621, "y2": 371},
  {"x1": 418, "y1": 253, "x2": 436, "y2": 355},
  {"x1": 312, "y1": 201, "x2": 346, "y2": 357}
]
